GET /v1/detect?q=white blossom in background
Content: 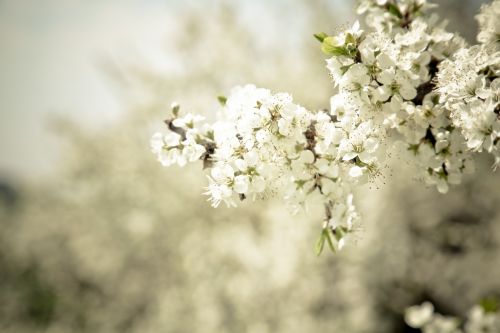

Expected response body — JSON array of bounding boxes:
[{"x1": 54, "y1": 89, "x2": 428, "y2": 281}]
[
  {"x1": 405, "y1": 301, "x2": 500, "y2": 333},
  {"x1": 151, "y1": 0, "x2": 500, "y2": 253},
  {"x1": 405, "y1": 302, "x2": 435, "y2": 328}
]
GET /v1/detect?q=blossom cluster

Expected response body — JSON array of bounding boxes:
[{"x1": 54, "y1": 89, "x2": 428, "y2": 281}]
[
  {"x1": 151, "y1": 0, "x2": 499, "y2": 253},
  {"x1": 437, "y1": 0, "x2": 500, "y2": 168},
  {"x1": 150, "y1": 104, "x2": 210, "y2": 167},
  {"x1": 152, "y1": 86, "x2": 359, "y2": 252},
  {"x1": 322, "y1": 6, "x2": 473, "y2": 193},
  {"x1": 405, "y1": 301, "x2": 500, "y2": 333}
]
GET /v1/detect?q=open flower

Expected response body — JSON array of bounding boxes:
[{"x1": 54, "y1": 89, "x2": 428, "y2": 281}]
[
  {"x1": 377, "y1": 68, "x2": 417, "y2": 100},
  {"x1": 339, "y1": 122, "x2": 379, "y2": 163}
]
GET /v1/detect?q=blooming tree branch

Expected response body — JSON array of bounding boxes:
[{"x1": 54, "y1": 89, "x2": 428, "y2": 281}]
[{"x1": 151, "y1": 0, "x2": 500, "y2": 254}]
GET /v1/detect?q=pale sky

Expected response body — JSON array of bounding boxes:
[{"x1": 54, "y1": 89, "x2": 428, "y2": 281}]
[{"x1": 0, "y1": 0, "x2": 177, "y2": 179}]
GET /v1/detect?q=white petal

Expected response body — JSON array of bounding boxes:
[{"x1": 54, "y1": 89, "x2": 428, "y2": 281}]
[
  {"x1": 376, "y1": 53, "x2": 394, "y2": 69},
  {"x1": 373, "y1": 85, "x2": 391, "y2": 102},
  {"x1": 235, "y1": 159, "x2": 248, "y2": 171},
  {"x1": 437, "y1": 179, "x2": 449, "y2": 194},
  {"x1": 233, "y1": 175, "x2": 249, "y2": 194},
  {"x1": 348, "y1": 166, "x2": 364, "y2": 178},
  {"x1": 400, "y1": 84, "x2": 417, "y2": 100},
  {"x1": 342, "y1": 152, "x2": 358, "y2": 161},
  {"x1": 299, "y1": 150, "x2": 315, "y2": 164},
  {"x1": 405, "y1": 302, "x2": 434, "y2": 328}
]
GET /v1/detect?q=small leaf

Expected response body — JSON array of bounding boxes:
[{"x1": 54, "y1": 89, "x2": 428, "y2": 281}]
[
  {"x1": 333, "y1": 227, "x2": 345, "y2": 242},
  {"x1": 325, "y1": 229, "x2": 337, "y2": 253},
  {"x1": 480, "y1": 297, "x2": 499, "y2": 313},
  {"x1": 217, "y1": 95, "x2": 227, "y2": 106},
  {"x1": 321, "y1": 37, "x2": 350, "y2": 57},
  {"x1": 315, "y1": 232, "x2": 326, "y2": 256},
  {"x1": 387, "y1": 4, "x2": 403, "y2": 18},
  {"x1": 171, "y1": 102, "x2": 180, "y2": 117},
  {"x1": 313, "y1": 32, "x2": 328, "y2": 43}
]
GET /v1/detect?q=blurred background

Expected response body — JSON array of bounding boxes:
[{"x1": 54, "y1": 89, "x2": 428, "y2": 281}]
[{"x1": 0, "y1": 0, "x2": 498, "y2": 332}]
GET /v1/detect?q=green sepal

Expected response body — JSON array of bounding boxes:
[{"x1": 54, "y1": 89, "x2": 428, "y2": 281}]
[{"x1": 345, "y1": 33, "x2": 356, "y2": 46}]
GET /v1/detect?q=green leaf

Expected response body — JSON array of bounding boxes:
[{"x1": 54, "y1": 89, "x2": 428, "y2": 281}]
[
  {"x1": 171, "y1": 103, "x2": 180, "y2": 117},
  {"x1": 333, "y1": 227, "x2": 345, "y2": 242},
  {"x1": 217, "y1": 95, "x2": 227, "y2": 106},
  {"x1": 387, "y1": 4, "x2": 403, "y2": 18},
  {"x1": 325, "y1": 229, "x2": 336, "y2": 253},
  {"x1": 313, "y1": 32, "x2": 328, "y2": 43},
  {"x1": 315, "y1": 232, "x2": 326, "y2": 256},
  {"x1": 480, "y1": 297, "x2": 499, "y2": 313},
  {"x1": 321, "y1": 38, "x2": 350, "y2": 56},
  {"x1": 316, "y1": 228, "x2": 338, "y2": 255}
]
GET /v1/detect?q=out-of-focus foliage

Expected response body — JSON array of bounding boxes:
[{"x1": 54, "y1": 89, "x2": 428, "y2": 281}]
[{"x1": 0, "y1": 1, "x2": 498, "y2": 333}]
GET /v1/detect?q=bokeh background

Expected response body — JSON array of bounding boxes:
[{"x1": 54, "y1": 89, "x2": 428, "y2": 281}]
[{"x1": 0, "y1": 0, "x2": 498, "y2": 332}]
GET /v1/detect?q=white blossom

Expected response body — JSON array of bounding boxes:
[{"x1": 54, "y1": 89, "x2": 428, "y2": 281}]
[
  {"x1": 406, "y1": 302, "x2": 500, "y2": 333},
  {"x1": 405, "y1": 302, "x2": 434, "y2": 328}
]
